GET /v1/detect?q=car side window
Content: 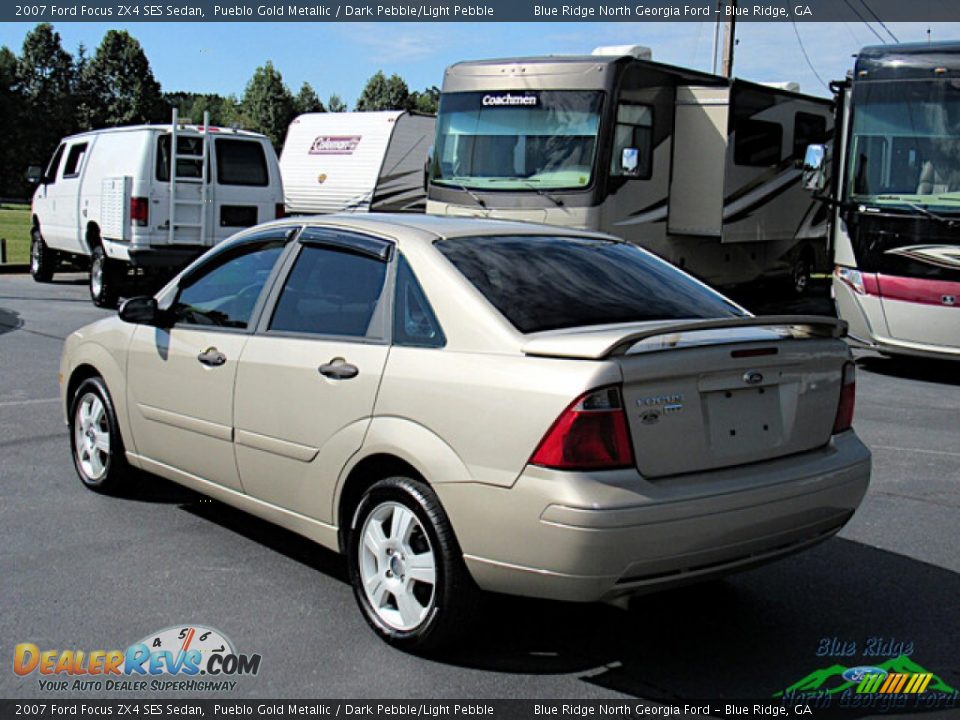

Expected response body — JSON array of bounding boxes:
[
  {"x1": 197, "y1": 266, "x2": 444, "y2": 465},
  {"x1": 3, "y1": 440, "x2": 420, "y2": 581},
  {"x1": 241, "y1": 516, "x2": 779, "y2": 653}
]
[
  {"x1": 44, "y1": 144, "x2": 66, "y2": 185},
  {"x1": 62, "y1": 143, "x2": 88, "y2": 178},
  {"x1": 393, "y1": 254, "x2": 445, "y2": 348},
  {"x1": 269, "y1": 241, "x2": 389, "y2": 338},
  {"x1": 172, "y1": 239, "x2": 286, "y2": 329}
]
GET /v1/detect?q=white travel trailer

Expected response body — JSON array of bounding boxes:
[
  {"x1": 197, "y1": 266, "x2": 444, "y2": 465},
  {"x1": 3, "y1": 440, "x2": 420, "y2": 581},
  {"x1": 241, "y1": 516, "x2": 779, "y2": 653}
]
[
  {"x1": 280, "y1": 111, "x2": 435, "y2": 215},
  {"x1": 427, "y1": 47, "x2": 834, "y2": 290},
  {"x1": 29, "y1": 112, "x2": 283, "y2": 307}
]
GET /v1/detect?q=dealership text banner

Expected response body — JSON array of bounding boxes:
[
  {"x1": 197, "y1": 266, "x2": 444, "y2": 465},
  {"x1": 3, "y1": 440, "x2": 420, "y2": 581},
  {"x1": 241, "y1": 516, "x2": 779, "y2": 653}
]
[{"x1": 5, "y1": 0, "x2": 960, "y2": 22}]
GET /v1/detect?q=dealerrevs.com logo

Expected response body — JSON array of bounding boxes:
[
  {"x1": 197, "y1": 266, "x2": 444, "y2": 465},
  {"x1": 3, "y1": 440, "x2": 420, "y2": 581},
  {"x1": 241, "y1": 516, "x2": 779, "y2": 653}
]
[{"x1": 13, "y1": 624, "x2": 262, "y2": 692}]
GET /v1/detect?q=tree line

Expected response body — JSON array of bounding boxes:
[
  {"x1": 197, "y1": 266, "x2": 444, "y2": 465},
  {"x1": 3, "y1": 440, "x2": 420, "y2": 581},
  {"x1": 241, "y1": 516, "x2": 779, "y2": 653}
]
[{"x1": 0, "y1": 23, "x2": 440, "y2": 198}]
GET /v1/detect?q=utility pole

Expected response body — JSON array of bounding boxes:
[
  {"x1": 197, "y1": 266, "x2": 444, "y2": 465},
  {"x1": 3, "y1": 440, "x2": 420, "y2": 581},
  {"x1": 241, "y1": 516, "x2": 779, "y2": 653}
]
[
  {"x1": 711, "y1": 3, "x2": 722, "y2": 74},
  {"x1": 721, "y1": 0, "x2": 737, "y2": 78}
]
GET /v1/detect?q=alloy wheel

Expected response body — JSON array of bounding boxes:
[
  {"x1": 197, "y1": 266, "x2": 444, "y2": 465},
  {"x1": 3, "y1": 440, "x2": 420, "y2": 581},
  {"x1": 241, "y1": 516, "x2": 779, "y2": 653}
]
[
  {"x1": 73, "y1": 392, "x2": 110, "y2": 481},
  {"x1": 358, "y1": 501, "x2": 438, "y2": 631}
]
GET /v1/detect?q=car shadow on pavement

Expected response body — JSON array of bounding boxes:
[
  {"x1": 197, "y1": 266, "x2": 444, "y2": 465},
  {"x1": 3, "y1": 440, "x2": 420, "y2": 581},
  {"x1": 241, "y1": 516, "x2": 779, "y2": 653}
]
[
  {"x1": 856, "y1": 354, "x2": 960, "y2": 387},
  {"x1": 438, "y1": 539, "x2": 959, "y2": 708},
  {"x1": 120, "y1": 475, "x2": 959, "y2": 711},
  {"x1": 178, "y1": 494, "x2": 350, "y2": 583}
]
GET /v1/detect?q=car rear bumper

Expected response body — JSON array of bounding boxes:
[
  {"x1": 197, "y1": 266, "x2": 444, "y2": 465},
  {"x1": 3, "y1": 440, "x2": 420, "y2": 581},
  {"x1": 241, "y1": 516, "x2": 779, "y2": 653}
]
[{"x1": 435, "y1": 431, "x2": 871, "y2": 602}]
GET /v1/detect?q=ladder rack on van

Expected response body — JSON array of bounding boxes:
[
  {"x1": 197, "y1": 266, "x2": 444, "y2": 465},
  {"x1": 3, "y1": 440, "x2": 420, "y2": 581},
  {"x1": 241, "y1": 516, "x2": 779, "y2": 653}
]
[{"x1": 168, "y1": 108, "x2": 210, "y2": 245}]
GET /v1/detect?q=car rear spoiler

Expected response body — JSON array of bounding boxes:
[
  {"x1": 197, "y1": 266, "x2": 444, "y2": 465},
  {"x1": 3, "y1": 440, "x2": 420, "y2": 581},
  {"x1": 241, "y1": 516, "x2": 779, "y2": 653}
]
[{"x1": 522, "y1": 315, "x2": 848, "y2": 360}]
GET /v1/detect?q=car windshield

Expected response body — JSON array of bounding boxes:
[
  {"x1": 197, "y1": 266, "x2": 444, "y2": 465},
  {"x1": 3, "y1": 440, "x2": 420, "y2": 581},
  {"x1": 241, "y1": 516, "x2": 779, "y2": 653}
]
[
  {"x1": 848, "y1": 78, "x2": 960, "y2": 211},
  {"x1": 431, "y1": 91, "x2": 603, "y2": 191},
  {"x1": 435, "y1": 235, "x2": 744, "y2": 334}
]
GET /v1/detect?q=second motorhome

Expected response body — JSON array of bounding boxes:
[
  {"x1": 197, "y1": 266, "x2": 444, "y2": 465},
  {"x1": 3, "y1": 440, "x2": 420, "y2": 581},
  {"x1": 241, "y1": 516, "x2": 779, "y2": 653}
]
[{"x1": 427, "y1": 46, "x2": 833, "y2": 290}]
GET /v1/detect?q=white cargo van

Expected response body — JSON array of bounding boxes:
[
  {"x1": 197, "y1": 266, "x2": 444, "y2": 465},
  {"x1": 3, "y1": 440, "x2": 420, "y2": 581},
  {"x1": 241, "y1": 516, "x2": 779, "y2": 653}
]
[
  {"x1": 280, "y1": 111, "x2": 434, "y2": 215},
  {"x1": 29, "y1": 113, "x2": 283, "y2": 307}
]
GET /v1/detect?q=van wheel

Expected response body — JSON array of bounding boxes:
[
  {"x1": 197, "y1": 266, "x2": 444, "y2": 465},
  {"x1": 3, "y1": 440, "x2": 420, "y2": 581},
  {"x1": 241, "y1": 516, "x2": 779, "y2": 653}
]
[
  {"x1": 69, "y1": 376, "x2": 129, "y2": 494},
  {"x1": 90, "y1": 246, "x2": 120, "y2": 308},
  {"x1": 30, "y1": 228, "x2": 56, "y2": 282},
  {"x1": 348, "y1": 476, "x2": 480, "y2": 653}
]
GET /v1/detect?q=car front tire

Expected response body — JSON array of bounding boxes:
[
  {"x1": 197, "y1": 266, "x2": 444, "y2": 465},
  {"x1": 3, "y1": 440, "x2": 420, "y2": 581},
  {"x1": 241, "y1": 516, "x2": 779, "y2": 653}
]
[
  {"x1": 89, "y1": 246, "x2": 120, "y2": 308},
  {"x1": 69, "y1": 376, "x2": 129, "y2": 494},
  {"x1": 30, "y1": 228, "x2": 56, "y2": 282},
  {"x1": 348, "y1": 476, "x2": 479, "y2": 652}
]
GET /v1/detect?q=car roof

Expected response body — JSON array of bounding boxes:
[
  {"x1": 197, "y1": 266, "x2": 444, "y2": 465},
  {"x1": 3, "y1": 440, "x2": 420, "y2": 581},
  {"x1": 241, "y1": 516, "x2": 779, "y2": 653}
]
[{"x1": 246, "y1": 212, "x2": 620, "y2": 248}]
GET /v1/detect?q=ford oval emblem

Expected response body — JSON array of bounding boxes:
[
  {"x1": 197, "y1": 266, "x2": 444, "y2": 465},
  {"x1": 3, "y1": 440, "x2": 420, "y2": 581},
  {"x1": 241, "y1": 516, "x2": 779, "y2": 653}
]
[
  {"x1": 943, "y1": 295, "x2": 956, "y2": 306},
  {"x1": 743, "y1": 371, "x2": 764, "y2": 385},
  {"x1": 842, "y1": 666, "x2": 888, "y2": 683},
  {"x1": 640, "y1": 410, "x2": 661, "y2": 425}
]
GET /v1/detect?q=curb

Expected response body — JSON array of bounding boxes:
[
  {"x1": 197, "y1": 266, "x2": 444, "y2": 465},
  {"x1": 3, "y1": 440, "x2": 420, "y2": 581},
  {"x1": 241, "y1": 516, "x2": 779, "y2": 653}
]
[{"x1": 0, "y1": 263, "x2": 30, "y2": 274}]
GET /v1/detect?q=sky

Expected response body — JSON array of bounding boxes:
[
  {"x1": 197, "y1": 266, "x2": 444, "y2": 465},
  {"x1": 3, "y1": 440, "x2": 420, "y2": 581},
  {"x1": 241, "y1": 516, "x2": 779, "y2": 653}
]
[{"x1": 2, "y1": 20, "x2": 960, "y2": 106}]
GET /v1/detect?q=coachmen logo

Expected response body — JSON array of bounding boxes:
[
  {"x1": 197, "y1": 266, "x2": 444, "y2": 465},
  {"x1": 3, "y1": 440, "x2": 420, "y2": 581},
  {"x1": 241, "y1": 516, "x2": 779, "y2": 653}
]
[
  {"x1": 309, "y1": 135, "x2": 362, "y2": 155},
  {"x1": 482, "y1": 93, "x2": 538, "y2": 107}
]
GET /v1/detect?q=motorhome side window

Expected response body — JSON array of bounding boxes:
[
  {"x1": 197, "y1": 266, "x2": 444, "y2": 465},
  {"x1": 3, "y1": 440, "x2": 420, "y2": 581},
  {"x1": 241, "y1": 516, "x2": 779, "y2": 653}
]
[
  {"x1": 610, "y1": 103, "x2": 653, "y2": 179},
  {"x1": 62, "y1": 144, "x2": 88, "y2": 178},
  {"x1": 156, "y1": 135, "x2": 206, "y2": 182},
  {"x1": 44, "y1": 144, "x2": 66, "y2": 185},
  {"x1": 793, "y1": 112, "x2": 827, "y2": 160},
  {"x1": 216, "y1": 139, "x2": 269, "y2": 187},
  {"x1": 735, "y1": 118, "x2": 783, "y2": 167}
]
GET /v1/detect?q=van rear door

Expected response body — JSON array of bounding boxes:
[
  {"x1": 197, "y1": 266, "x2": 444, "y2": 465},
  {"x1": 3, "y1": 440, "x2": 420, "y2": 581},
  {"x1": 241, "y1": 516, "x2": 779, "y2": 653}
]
[{"x1": 211, "y1": 137, "x2": 280, "y2": 244}]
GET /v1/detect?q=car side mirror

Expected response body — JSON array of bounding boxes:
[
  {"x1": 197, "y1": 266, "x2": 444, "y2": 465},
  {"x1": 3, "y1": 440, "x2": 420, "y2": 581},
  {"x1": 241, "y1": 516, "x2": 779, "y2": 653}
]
[
  {"x1": 802, "y1": 144, "x2": 827, "y2": 193},
  {"x1": 621, "y1": 147, "x2": 640, "y2": 175},
  {"x1": 26, "y1": 165, "x2": 43, "y2": 185},
  {"x1": 118, "y1": 296, "x2": 167, "y2": 326}
]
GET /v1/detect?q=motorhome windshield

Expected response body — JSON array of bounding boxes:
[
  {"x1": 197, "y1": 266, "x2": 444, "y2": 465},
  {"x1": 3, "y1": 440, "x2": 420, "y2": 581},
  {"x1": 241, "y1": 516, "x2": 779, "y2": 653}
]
[
  {"x1": 431, "y1": 91, "x2": 603, "y2": 191},
  {"x1": 848, "y1": 78, "x2": 960, "y2": 210}
]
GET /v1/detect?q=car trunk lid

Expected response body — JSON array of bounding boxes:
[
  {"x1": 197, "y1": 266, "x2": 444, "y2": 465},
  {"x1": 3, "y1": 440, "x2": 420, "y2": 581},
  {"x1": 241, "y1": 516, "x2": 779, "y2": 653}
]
[{"x1": 524, "y1": 316, "x2": 850, "y2": 478}]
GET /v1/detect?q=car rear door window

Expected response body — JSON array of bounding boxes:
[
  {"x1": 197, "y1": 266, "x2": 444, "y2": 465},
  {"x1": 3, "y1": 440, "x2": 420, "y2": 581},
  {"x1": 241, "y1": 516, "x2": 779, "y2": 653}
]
[
  {"x1": 436, "y1": 234, "x2": 744, "y2": 334},
  {"x1": 172, "y1": 237, "x2": 287, "y2": 329},
  {"x1": 269, "y1": 235, "x2": 390, "y2": 338},
  {"x1": 216, "y1": 139, "x2": 269, "y2": 186}
]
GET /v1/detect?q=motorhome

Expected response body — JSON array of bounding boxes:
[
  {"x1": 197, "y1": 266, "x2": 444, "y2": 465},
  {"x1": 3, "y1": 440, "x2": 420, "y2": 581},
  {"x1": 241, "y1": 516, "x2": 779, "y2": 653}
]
[
  {"x1": 803, "y1": 42, "x2": 960, "y2": 360},
  {"x1": 29, "y1": 112, "x2": 283, "y2": 307},
  {"x1": 427, "y1": 46, "x2": 833, "y2": 291},
  {"x1": 280, "y1": 110, "x2": 435, "y2": 215}
]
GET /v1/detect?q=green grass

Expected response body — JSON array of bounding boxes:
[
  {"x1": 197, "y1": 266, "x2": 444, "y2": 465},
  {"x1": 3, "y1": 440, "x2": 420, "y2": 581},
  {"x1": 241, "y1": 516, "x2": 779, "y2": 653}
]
[{"x1": 0, "y1": 203, "x2": 31, "y2": 264}]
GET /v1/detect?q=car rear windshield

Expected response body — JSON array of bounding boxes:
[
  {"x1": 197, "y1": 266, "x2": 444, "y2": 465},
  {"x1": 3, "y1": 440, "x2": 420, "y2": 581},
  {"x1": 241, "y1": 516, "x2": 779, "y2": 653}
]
[
  {"x1": 435, "y1": 235, "x2": 744, "y2": 334},
  {"x1": 216, "y1": 139, "x2": 269, "y2": 186}
]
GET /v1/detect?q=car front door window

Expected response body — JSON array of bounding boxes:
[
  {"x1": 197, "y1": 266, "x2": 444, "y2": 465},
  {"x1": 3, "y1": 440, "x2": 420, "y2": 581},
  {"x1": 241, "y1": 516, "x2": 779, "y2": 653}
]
[{"x1": 173, "y1": 240, "x2": 286, "y2": 329}]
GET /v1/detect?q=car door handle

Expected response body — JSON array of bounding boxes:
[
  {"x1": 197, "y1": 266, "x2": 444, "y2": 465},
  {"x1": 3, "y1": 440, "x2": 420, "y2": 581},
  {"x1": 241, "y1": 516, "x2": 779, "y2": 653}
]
[
  {"x1": 197, "y1": 347, "x2": 227, "y2": 367},
  {"x1": 318, "y1": 360, "x2": 359, "y2": 380}
]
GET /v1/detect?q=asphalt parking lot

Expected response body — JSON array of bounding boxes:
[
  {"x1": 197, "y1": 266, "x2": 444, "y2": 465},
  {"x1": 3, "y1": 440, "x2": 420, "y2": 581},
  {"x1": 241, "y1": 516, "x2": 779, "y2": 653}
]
[{"x1": 1, "y1": 273, "x2": 958, "y2": 702}]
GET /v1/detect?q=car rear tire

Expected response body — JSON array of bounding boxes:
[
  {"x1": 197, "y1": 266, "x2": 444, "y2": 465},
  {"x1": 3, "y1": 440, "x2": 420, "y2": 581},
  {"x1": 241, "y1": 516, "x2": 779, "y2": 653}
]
[
  {"x1": 90, "y1": 245, "x2": 120, "y2": 308},
  {"x1": 69, "y1": 376, "x2": 129, "y2": 494},
  {"x1": 30, "y1": 228, "x2": 56, "y2": 283},
  {"x1": 347, "y1": 476, "x2": 479, "y2": 652}
]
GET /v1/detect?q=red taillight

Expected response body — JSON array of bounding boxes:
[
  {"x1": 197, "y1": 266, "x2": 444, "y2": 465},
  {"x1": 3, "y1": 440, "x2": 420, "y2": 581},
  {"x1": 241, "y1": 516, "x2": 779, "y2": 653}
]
[
  {"x1": 530, "y1": 387, "x2": 634, "y2": 470},
  {"x1": 275, "y1": 203, "x2": 286, "y2": 219},
  {"x1": 130, "y1": 197, "x2": 148, "y2": 227},
  {"x1": 833, "y1": 361, "x2": 856, "y2": 434}
]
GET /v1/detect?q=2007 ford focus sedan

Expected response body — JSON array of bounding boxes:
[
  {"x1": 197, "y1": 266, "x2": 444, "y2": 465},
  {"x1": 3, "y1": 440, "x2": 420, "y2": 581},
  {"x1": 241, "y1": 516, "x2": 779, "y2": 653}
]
[{"x1": 60, "y1": 214, "x2": 871, "y2": 650}]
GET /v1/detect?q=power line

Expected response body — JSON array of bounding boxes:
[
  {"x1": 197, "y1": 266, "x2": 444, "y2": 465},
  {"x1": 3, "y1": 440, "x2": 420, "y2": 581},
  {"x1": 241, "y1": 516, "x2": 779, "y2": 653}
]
[
  {"x1": 857, "y1": 0, "x2": 900, "y2": 43},
  {"x1": 841, "y1": 0, "x2": 887, "y2": 44},
  {"x1": 792, "y1": 22, "x2": 830, "y2": 92}
]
